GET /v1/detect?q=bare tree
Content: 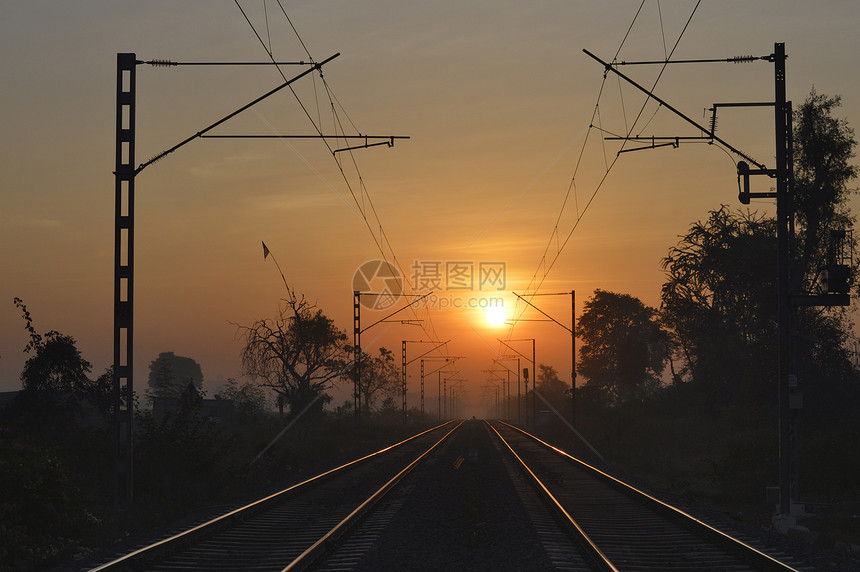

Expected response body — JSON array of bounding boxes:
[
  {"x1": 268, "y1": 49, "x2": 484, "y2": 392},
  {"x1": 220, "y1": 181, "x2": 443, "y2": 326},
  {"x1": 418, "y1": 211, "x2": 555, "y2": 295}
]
[{"x1": 238, "y1": 288, "x2": 348, "y2": 419}]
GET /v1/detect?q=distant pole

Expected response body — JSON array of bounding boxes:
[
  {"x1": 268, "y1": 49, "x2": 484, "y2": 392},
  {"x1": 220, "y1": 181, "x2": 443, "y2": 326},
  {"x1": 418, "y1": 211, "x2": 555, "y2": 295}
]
[
  {"x1": 507, "y1": 369, "x2": 511, "y2": 420},
  {"x1": 571, "y1": 290, "x2": 576, "y2": 426},
  {"x1": 401, "y1": 341, "x2": 407, "y2": 422},
  {"x1": 353, "y1": 292, "x2": 432, "y2": 426},
  {"x1": 450, "y1": 386, "x2": 455, "y2": 418},
  {"x1": 532, "y1": 339, "x2": 536, "y2": 424},
  {"x1": 508, "y1": 290, "x2": 576, "y2": 423},
  {"x1": 517, "y1": 357, "x2": 521, "y2": 424},
  {"x1": 436, "y1": 367, "x2": 441, "y2": 421},
  {"x1": 523, "y1": 367, "x2": 529, "y2": 424},
  {"x1": 353, "y1": 291, "x2": 361, "y2": 425},
  {"x1": 401, "y1": 339, "x2": 447, "y2": 421}
]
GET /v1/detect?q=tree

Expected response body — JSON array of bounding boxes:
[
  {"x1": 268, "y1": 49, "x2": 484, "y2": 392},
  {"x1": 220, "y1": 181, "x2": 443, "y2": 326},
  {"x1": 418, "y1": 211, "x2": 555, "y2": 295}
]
[
  {"x1": 238, "y1": 288, "x2": 348, "y2": 419},
  {"x1": 376, "y1": 396, "x2": 400, "y2": 423},
  {"x1": 14, "y1": 297, "x2": 93, "y2": 395},
  {"x1": 660, "y1": 207, "x2": 778, "y2": 392},
  {"x1": 793, "y1": 90, "x2": 858, "y2": 293},
  {"x1": 215, "y1": 378, "x2": 269, "y2": 420},
  {"x1": 535, "y1": 364, "x2": 570, "y2": 412},
  {"x1": 660, "y1": 90, "x2": 858, "y2": 405},
  {"x1": 577, "y1": 290, "x2": 668, "y2": 405},
  {"x1": 348, "y1": 346, "x2": 399, "y2": 417},
  {"x1": 791, "y1": 90, "x2": 859, "y2": 423},
  {"x1": 147, "y1": 351, "x2": 204, "y2": 401},
  {"x1": 89, "y1": 366, "x2": 116, "y2": 416}
]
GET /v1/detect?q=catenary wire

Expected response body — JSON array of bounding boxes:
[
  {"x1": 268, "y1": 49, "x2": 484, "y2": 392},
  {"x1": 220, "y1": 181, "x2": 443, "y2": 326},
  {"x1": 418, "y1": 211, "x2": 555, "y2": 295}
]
[
  {"x1": 503, "y1": 0, "x2": 702, "y2": 354},
  {"x1": 234, "y1": 1, "x2": 446, "y2": 355}
]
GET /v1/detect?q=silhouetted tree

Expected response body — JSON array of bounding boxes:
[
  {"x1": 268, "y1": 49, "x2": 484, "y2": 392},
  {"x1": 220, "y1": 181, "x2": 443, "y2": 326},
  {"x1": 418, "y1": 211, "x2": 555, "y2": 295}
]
[
  {"x1": 577, "y1": 290, "x2": 668, "y2": 405},
  {"x1": 89, "y1": 366, "x2": 115, "y2": 416},
  {"x1": 238, "y1": 287, "x2": 348, "y2": 419},
  {"x1": 14, "y1": 297, "x2": 93, "y2": 395},
  {"x1": 660, "y1": 90, "x2": 858, "y2": 407},
  {"x1": 791, "y1": 92, "x2": 860, "y2": 424},
  {"x1": 793, "y1": 90, "x2": 858, "y2": 293},
  {"x1": 535, "y1": 364, "x2": 570, "y2": 412},
  {"x1": 347, "y1": 346, "x2": 399, "y2": 417},
  {"x1": 376, "y1": 395, "x2": 400, "y2": 424},
  {"x1": 147, "y1": 351, "x2": 204, "y2": 401},
  {"x1": 215, "y1": 378, "x2": 269, "y2": 420},
  {"x1": 660, "y1": 207, "x2": 777, "y2": 393}
]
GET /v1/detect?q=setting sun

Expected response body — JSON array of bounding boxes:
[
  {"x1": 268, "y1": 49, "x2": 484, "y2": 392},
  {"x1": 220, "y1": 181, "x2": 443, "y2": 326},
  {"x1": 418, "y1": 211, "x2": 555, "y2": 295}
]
[{"x1": 486, "y1": 305, "x2": 507, "y2": 327}]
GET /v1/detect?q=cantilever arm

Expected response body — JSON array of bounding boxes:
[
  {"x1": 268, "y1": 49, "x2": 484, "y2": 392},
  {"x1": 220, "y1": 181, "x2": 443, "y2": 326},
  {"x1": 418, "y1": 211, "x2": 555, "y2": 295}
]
[
  {"x1": 136, "y1": 53, "x2": 340, "y2": 174},
  {"x1": 582, "y1": 48, "x2": 767, "y2": 171}
]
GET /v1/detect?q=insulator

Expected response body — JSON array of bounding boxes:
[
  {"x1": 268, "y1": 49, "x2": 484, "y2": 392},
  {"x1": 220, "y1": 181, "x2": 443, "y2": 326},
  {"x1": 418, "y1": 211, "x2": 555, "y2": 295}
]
[
  {"x1": 148, "y1": 59, "x2": 177, "y2": 67},
  {"x1": 146, "y1": 152, "x2": 167, "y2": 166},
  {"x1": 730, "y1": 55, "x2": 757, "y2": 63}
]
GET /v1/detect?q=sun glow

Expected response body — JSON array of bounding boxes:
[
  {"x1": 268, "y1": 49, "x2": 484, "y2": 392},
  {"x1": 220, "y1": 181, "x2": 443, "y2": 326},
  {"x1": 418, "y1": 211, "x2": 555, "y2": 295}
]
[{"x1": 486, "y1": 305, "x2": 507, "y2": 327}]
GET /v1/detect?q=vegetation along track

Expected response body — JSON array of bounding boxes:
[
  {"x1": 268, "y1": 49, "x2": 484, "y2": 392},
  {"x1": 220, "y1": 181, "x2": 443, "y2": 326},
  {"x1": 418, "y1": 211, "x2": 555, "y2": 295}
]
[
  {"x1": 489, "y1": 420, "x2": 809, "y2": 571},
  {"x1": 89, "y1": 421, "x2": 461, "y2": 571}
]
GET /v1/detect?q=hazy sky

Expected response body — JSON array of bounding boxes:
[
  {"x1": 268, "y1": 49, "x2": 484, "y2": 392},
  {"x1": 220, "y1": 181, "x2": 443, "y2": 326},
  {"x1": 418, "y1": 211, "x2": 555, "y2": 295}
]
[{"x1": 2, "y1": 2, "x2": 859, "y2": 414}]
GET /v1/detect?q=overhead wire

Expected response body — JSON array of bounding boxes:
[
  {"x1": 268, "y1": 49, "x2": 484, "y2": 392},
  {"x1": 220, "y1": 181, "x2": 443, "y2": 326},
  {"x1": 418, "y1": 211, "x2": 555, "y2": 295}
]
[
  {"x1": 234, "y1": 1, "x2": 380, "y2": 260},
  {"x1": 617, "y1": 75, "x2": 629, "y2": 136},
  {"x1": 637, "y1": 101, "x2": 663, "y2": 135},
  {"x1": 504, "y1": 0, "x2": 702, "y2": 352},
  {"x1": 263, "y1": 0, "x2": 273, "y2": 56},
  {"x1": 657, "y1": 0, "x2": 668, "y2": 60},
  {"x1": 279, "y1": 5, "x2": 444, "y2": 348},
  {"x1": 275, "y1": 0, "x2": 313, "y2": 60},
  {"x1": 547, "y1": 0, "x2": 702, "y2": 275},
  {"x1": 234, "y1": 1, "x2": 446, "y2": 354},
  {"x1": 614, "y1": 0, "x2": 647, "y2": 61}
]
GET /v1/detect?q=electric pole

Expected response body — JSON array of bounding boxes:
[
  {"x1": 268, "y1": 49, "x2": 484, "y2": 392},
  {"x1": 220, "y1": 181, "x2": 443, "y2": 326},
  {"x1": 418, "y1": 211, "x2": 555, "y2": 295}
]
[
  {"x1": 114, "y1": 52, "x2": 405, "y2": 505},
  {"x1": 402, "y1": 339, "x2": 449, "y2": 420},
  {"x1": 511, "y1": 290, "x2": 576, "y2": 426},
  {"x1": 585, "y1": 42, "x2": 850, "y2": 527},
  {"x1": 352, "y1": 292, "x2": 428, "y2": 425}
]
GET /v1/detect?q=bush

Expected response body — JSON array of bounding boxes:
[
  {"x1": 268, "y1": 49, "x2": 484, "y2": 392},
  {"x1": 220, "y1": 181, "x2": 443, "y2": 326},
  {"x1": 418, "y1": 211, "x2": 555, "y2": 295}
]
[{"x1": 0, "y1": 427, "x2": 99, "y2": 570}]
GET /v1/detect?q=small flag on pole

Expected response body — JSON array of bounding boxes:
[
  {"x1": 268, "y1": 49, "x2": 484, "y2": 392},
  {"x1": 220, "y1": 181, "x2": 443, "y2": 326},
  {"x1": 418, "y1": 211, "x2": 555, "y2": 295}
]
[{"x1": 260, "y1": 240, "x2": 291, "y2": 295}]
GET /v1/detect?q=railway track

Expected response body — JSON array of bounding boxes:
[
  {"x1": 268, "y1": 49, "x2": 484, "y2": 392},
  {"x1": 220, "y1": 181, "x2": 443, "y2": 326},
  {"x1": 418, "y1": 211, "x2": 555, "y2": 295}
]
[
  {"x1": 88, "y1": 419, "x2": 813, "y2": 571},
  {"x1": 488, "y1": 420, "x2": 809, "y2": 571},
  {"x1": 89, "y1": 420, "x2": 461, "y2": 571}
]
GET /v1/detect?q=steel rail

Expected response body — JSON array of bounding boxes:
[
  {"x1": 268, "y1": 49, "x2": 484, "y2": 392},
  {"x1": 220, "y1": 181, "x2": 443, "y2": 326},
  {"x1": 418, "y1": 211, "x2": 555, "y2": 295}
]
[
  {"x1": 90, "y1": 420, "x2": 457, "y2": 571},
  {"x1": 486, "y1": 421, "x2": 618, "y2": 572},
  {"x1": 495, "y1": 420, "x2": 803, "y2": 572},
  {"x1": 283, "y1": 420, "x2": 464, "y2": 571}
]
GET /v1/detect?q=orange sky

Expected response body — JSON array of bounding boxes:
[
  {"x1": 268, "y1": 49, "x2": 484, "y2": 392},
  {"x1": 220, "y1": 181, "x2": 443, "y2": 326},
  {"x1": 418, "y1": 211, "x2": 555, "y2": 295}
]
[{"x1": 2, "y1": 2, "x2": 860, "y2": 417}]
